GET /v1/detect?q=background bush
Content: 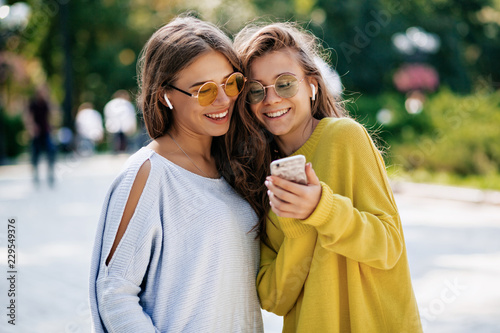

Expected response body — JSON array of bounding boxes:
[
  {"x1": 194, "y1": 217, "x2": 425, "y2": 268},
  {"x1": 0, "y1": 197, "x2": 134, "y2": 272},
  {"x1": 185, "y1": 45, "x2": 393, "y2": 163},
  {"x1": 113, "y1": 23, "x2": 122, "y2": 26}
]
[
  {"x1": 0, "y1": 105, "x2": 25, "y2": 164},
  {"x1": 352, "y1": 88, "x2": 500, "y2": 186}
]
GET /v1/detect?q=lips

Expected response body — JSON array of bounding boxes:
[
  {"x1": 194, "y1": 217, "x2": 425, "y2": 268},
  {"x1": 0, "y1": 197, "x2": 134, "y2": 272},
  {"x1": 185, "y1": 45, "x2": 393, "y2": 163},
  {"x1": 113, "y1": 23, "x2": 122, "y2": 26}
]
[{"x1": 264, "y1": 108, "x2": 290, "y2": 118}]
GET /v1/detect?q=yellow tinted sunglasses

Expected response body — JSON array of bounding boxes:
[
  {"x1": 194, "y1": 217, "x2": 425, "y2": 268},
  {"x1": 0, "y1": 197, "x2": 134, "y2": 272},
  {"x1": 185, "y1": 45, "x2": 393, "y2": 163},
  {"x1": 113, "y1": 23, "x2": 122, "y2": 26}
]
[{"x1": 165, "y1": 72, "x2": 246, "y2": 106}]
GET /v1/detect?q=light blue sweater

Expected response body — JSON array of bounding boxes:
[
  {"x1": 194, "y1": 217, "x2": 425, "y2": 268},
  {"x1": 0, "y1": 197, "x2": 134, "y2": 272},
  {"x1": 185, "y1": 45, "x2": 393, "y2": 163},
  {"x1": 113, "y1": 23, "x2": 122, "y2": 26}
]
[{"x1": 89, "y1": 147, "x2": 263, "y2": 332}]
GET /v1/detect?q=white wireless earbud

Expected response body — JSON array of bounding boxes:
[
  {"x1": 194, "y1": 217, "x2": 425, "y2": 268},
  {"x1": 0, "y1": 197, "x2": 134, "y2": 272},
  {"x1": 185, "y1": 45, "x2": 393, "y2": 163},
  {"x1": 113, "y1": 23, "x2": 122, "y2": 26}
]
[
  {"x1": 310, "y1": 84, "x2": 316, "y2": 101},
  {"x1": 164, "y1": 93, "x2": 173, "y2": 110}
]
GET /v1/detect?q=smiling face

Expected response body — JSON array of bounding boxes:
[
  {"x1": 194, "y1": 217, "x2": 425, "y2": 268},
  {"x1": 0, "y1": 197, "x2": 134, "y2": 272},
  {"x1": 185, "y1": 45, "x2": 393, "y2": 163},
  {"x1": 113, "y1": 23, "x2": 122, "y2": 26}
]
[
  {"x1": 167, "y1": 50, "x2": 237, "y2": 138},
  {"x1": 248, "y1": 49, "x2": 316, "y2": 150}
]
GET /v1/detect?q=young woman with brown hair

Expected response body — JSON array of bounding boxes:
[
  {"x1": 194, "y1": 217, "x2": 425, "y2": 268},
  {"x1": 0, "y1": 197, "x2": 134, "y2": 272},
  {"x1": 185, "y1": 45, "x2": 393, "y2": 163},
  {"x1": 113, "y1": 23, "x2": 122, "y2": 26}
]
[
  {"x1": 89, "y1": 16, "x2": 263, "y2": 332},
  {"x1": 230, "y1": 22, "x2": 422, "y2": 332}
]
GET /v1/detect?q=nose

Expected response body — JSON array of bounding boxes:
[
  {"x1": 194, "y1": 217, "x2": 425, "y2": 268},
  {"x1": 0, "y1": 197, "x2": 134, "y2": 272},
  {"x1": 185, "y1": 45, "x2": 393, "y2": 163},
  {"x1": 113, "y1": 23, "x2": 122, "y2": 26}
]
[
  {"x1": 263, "y1": 86, "x2": 282, "y2": 105},
  {"x1": 212, "y1": 84, "x2": 230, "y2": 106}
]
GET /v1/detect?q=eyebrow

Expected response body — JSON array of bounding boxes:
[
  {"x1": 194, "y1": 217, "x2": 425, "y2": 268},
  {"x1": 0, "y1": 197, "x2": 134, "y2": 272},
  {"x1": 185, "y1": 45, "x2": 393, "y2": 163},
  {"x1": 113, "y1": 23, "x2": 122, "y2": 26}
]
[{"x1": 188, "y1": 72, "x2": 233, "y2": 89}]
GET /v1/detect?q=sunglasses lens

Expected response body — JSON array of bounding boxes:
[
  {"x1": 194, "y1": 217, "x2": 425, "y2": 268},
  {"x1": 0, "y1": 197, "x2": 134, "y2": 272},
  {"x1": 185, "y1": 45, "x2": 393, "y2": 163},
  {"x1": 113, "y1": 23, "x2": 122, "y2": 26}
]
[
  {"x1": 225, "y1": 73, "x2": 245, "y2": 97},
  {"x1": 247, "y1": 82, "x2": 265, "y2": 104},
  {"x1": 197, "y1": 82, "x2": 218, "y2": 106},
  {"x1": 275, "y1": 75, "x2": 299, "y2": 98}
]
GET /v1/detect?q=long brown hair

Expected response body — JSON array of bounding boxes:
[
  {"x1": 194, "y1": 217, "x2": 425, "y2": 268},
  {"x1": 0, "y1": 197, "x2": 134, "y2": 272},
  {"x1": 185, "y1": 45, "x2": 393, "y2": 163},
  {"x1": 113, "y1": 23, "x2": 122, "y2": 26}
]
[{"x1": 229, "y1": 22, "x2": 346, "y2": 238}]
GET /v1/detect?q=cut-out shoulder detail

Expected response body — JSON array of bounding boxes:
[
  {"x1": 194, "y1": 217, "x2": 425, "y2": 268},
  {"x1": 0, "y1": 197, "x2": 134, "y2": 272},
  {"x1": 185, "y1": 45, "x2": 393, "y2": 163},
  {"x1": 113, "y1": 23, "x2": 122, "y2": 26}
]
[{"x1": 105, "y1": 159, "x2": 151, "y2": 266}]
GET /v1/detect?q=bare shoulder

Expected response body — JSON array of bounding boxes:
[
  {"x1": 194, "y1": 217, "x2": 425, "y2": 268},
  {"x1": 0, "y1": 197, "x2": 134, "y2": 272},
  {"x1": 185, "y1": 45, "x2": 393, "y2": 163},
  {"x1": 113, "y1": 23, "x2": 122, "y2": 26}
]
[
  {"x1": 133, "y1": 159, "x2": 151, "y2": 191},
  {"x1": 106, "y1": 159, "x2": 151, "y2": 265}
]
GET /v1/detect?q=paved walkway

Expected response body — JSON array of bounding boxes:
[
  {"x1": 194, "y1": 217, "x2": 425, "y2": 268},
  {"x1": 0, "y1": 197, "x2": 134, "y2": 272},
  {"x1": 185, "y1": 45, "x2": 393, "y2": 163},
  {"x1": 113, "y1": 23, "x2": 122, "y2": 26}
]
[{"x1": 0, "y1": 152, "x2": 499, "y2": 332}]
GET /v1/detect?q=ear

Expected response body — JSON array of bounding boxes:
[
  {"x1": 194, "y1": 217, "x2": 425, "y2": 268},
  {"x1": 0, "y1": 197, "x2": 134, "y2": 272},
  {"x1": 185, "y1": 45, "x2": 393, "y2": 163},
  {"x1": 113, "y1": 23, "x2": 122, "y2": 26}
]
[{"x1": 160, "y1": 92, "x2": 173, "y2": 109}]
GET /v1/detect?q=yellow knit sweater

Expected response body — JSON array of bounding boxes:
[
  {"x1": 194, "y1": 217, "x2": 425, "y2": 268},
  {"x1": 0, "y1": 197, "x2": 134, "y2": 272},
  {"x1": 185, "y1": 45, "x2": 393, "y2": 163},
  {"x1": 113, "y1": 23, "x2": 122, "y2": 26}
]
[{"x1": 257, "y1": 117, "x2": 422, "y2": 332}]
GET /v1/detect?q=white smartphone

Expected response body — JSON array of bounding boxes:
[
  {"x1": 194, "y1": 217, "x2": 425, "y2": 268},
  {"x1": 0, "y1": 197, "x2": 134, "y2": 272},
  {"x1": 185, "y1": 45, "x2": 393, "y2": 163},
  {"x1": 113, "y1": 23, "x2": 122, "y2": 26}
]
[{"x1": 270, "y1": 155, "x2": 307, "y2": 185}]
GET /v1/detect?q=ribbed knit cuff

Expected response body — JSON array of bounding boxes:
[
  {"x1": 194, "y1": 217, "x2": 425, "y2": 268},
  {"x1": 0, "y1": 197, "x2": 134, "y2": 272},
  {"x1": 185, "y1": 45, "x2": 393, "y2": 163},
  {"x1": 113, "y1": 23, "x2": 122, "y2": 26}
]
[
  {"x1": 278, "y1": 181, "x2": 334, "y2": 238},
  {"x1": 301, "y1": 181, "x2": 335, "y2": 228}
]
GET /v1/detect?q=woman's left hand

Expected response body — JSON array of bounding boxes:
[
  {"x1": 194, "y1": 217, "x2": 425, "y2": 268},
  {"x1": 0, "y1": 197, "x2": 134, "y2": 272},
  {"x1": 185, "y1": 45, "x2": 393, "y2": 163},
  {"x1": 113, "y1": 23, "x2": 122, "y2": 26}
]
[{"x1": 265, "y1": 163, "x2": 322, "y2": 219}]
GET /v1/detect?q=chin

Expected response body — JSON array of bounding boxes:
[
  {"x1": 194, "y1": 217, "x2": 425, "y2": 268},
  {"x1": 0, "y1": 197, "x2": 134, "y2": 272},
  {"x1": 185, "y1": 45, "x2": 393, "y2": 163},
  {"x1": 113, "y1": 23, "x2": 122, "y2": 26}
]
[
  {"x1": 265, "y1": 124, "x2": 290, "y2": 137},
  {"x1": 211, "y1": 126, "x2": 230, "y2": 137}
]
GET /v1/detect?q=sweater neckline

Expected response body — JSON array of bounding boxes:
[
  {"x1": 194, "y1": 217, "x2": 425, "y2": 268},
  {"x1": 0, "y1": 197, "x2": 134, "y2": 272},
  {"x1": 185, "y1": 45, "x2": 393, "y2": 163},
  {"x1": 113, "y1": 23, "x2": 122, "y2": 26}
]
[
  {"x1": 142, "y1": 147, "x2": 225, "y2": 183},
  {"x1": 289, "y1": 117, "x2": 328, "y2": 157}
]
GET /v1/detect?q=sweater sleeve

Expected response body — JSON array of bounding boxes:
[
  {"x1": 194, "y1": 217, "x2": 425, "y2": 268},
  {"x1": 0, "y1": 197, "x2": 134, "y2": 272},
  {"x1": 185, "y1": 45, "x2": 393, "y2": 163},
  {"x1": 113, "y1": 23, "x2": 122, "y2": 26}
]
[
  {"x1": 302, "y1": 120, "x2": 403, "y2": 270},
  {"x1": 257, "y1": 217, "x2": 317, "y2": 316},
  {"x1": 93, "y1": 163, "x2": 162, "y2": 333}
]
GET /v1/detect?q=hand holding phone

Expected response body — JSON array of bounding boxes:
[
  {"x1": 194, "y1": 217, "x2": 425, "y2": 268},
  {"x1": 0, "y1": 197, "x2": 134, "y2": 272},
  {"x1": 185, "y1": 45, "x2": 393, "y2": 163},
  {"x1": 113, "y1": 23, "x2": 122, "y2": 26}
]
[
  {"x1": 270, "y1": 155, "x2": 307, "y2": 185},
  {"x1": 266, "y1": 155, "x2": 322, "y2": 219}
]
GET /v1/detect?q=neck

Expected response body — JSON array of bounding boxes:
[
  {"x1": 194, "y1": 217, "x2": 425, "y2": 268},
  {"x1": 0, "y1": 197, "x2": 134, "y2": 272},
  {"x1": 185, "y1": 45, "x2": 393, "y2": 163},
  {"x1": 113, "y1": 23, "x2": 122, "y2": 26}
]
[
  {"x1": 274, "y1": 117, "x2": 319, "y2": 156},
  {"x1": 168, "y1": 126, "x2": 213, "y2": 158},
  {"x1": 148, "y1": 125, "x2": 219, "y2": 178}
]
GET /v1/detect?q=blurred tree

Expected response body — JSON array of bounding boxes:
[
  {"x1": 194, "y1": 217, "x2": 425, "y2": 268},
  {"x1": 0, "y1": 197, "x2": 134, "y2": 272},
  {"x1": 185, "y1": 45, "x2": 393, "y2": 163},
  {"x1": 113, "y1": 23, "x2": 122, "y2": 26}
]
[
  {"x1": 23, "y1": 0, "x2": 147, "y2": 117},
  {"x1": 249, "y1": 0, "x2": 499, "y2": 95},
  {"x1": 8, "y1": 0, "x2": 500, "y2": 113},
  {"x1": 3, "y1": 0, "x2": 498, "y2": 157},
  {"x1": 16, "y1": 0, "x2": 257, "y2": 131},
  {"x1": 313, "y1": 0, "x2": 398, "y2": 94},
  {"x1": 388, "y1": 0, "x2": 494, "y2": 93},
  {"x1": 390, "y1": 87, "x2": 500, "y2": 177}
]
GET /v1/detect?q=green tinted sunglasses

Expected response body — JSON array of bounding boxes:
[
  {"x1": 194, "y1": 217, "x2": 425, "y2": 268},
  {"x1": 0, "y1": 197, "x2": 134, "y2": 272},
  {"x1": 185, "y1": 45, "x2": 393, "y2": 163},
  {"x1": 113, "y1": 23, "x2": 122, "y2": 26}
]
[{"x1": 246, "y1": 74, "x2": 306, "y2": 104}]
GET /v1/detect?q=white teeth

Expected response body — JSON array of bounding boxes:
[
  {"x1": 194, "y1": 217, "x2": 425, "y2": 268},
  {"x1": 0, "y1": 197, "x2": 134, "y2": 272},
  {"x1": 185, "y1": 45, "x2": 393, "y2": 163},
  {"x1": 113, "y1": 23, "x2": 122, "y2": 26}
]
[
  {"x1": 205, "y1": 111, "x2": 228, "y2": 119},
  {"x1": 265, "y1": 109, "x2": 289, "y2": 118}
]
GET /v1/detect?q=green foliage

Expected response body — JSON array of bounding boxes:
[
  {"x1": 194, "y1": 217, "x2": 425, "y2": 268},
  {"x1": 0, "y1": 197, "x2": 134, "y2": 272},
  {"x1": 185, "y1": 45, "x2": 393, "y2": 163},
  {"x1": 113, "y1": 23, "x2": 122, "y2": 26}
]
[
  {"x1": 346, "y1": 92, "x2": 432, "y2": 151},
  {"x1": 0, "y1": 106, "x2": 25, "y2": 161},
  {"x1": 248, "y1": 0, "x2": 499, "y2": 94},
  {"x1": 386, "y1": 166, "x2": 500, "y2": 191},
  {"x1": 350, "y1": 88, "x2": 500, "y2": 189},
  {"x1": 389, "y1": 88, "x2": 500, "y2": 177},
  {"x1": 17, "y1": 0, "x2": 157, "y2": 116},
  {"x1": 3, "y1": 0, "x2": 500, "y2": 189},
  {"x1": 12, "y1": 0, "x2": 500, "y2": 115}
]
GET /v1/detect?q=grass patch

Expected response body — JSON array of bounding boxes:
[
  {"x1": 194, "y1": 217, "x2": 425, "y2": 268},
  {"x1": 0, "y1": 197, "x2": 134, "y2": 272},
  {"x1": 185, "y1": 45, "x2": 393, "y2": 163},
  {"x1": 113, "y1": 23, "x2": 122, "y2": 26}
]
[{"x1": 387, "y1": 165, "x2": 500, "y2": 191}]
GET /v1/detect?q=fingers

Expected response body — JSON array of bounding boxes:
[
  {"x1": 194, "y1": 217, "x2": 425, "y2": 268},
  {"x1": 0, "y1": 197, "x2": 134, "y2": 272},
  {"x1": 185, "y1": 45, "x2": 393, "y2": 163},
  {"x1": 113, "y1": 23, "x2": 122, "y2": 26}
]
[
  {"x1": 266, "y1": 175, "x2": 302, "y2": 194},
  {"x1": 265, "y1": 178, "x2": 302, "y2": 217},
  {"x1": 266, "y1": 166, "x2": 323, "y2": 219},
  {"x1": 270, "y1": 203, "x2": 295, "y2": 218},
  {"x1": 268, "y1": 191, "x2": 314, "y2": 219},
  {"x1": 265, "y1": 179, "x2": 298, "y2": 204},
  {"x1": 305, "y1": 163, "x2": 320, "y2": 185},
  {"x1": 268, "y1": 191, "x2": 297, "y2": 218}
]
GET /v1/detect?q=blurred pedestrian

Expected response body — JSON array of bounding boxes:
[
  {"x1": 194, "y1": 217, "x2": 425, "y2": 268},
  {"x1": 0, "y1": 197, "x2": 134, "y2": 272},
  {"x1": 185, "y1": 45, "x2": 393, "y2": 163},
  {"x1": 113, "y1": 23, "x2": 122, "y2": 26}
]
[
  {"x1": 25, "y1": 87, "x2": 56, "y2": 187},
  {"x1": 89, "y1": 16, "x2": 263, "y2": 332},
  {"x1": 75, "y1": 102, "x2": 103, "y2": 156},
  {"x1": 103, "y1": 90, "x2": 137, "y2": 152},
  {"x1": 230, "y1": 22, "x2": 423, "y2": 332}
]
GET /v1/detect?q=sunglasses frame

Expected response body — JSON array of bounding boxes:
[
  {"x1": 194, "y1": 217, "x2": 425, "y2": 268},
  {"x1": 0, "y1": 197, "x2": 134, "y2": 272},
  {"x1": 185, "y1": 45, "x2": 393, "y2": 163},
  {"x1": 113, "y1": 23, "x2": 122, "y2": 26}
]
[
  {"x1": 246, "y1": 74, "x2": 306, "y2": 104},
  {"x1": 165, "y1": 72, "x2": 246, "y2": 107}
]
